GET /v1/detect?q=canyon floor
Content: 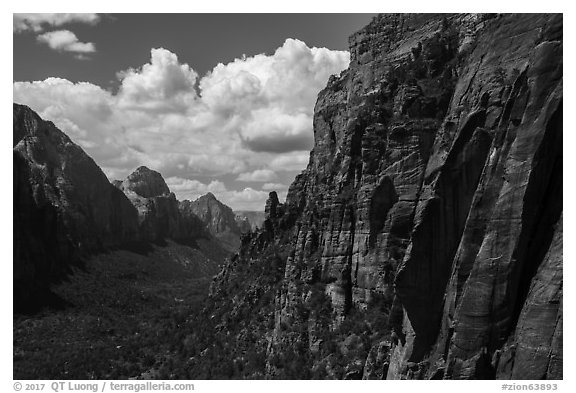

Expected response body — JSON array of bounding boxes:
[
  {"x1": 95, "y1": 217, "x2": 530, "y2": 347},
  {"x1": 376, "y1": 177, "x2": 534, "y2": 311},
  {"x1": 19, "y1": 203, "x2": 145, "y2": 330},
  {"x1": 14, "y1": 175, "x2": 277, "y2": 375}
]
[{"x1": 13, "y1": 240, "x2": 221, "y2": 380}]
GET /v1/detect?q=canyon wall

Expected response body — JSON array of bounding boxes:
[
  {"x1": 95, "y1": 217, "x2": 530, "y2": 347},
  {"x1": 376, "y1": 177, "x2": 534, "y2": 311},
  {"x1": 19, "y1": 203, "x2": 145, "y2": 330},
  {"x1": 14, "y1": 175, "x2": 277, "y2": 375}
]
[
  {"x1": 203, "y1": 14, "x2": 562, "y2": 379},
  {"x1": 13, "y1": 106, "x2": 230, "y2": 312},
  {"x1": 13, "y1": 104, "x2": 140, "y2": 310},
  {"x1": 180, "y1": 193, "x2": 244, "y2": 252}
]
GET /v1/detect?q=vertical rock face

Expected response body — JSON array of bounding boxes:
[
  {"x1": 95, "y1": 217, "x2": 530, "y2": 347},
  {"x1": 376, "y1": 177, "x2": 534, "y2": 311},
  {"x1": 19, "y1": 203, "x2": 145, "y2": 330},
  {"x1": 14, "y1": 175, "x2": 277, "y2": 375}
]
[
  {"x1": 13, "y1": 107, "x2": 231, "y2": 312},
  {"x1": 120, "y1": 166, "x2": 171, "y2": 198},
  {"x1": 234, "y1": 215, "x2": 253, "y2": 233},
  {"x1": 235, "y1": 211, "x2": 266, "y2": 232},
  {"x1": 13, "y1": 104, "x2": 140, "y2": 311},
  {"x1": 114, "y1": 166, "x2": 192, "y2": 242},
  {"x1": 495, "y1": 215, "x2": 562, "y2": 380},
  {"x1": 180, "y1": 193, "x2": 243, "y2": 252},
  {"x1": 202, "y1": 14, "x2": 562, "y2": 379},
  {"x1": 388, "y1": 14, "x2": 563, "y2": 380}
]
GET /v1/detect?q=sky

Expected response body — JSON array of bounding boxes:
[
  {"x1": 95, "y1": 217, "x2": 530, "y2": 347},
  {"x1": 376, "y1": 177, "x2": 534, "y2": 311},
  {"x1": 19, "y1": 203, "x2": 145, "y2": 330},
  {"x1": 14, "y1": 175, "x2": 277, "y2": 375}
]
[{"x1": 13, "y1": 13, "x2": 374, "y2": 211}]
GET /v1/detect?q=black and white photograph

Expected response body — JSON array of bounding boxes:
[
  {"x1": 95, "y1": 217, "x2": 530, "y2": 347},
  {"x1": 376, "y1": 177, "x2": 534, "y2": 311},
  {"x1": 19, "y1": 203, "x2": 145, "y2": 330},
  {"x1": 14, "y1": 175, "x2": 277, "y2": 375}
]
[{"x1": 9, "y1": 4, "x2": 566, "y2": 387}]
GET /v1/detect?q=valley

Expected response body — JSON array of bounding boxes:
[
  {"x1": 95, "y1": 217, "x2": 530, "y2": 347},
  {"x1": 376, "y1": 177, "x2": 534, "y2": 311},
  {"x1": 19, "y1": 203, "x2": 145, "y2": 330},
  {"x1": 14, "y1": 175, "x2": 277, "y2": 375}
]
[
  {"x1": 14, "y1": 240, "x2": 218, "y2": 379},
  {"x1": 13, "y1": 13, "x2": 563, "y2": 380}
]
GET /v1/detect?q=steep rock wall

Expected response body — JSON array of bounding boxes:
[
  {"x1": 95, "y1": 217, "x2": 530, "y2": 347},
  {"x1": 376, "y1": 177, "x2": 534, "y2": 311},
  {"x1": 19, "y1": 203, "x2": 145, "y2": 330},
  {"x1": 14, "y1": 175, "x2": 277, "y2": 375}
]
[
  {"x1": 115, "y1": 166, "x2": 197, "y2": 242},
  {"x1": 201, "y1": 13, "x2": 562, "y2": 380},
  {"x1": 181, "y1": 193, "x2": 244, "y2": 252},
  {"x1": 13, "y1": 104, "x2": 140, "y2": 311}
]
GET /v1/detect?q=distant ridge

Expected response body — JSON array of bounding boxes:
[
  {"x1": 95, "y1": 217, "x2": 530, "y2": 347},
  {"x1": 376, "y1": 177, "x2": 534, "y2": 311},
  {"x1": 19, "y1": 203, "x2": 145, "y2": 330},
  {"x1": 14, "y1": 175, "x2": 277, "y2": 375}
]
[
  {"x1": 13, "y1": 104, "x2": 228, "y2": 312},
  {"x1": 180, "y1": 193, "x2": 243, "y2": 252}
]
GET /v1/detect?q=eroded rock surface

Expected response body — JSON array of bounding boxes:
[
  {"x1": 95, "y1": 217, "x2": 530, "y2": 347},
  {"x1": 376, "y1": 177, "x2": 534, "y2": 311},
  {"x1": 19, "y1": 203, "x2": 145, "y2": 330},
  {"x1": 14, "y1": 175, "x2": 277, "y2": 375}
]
[
  {"x1": 180, "y1": 193, "x2": 243, "y2": 252},
  {"x1": 120, "y1": 166, "x2": 170, "y2": 198},
  {"x1": 13, "y1": 104, "x2": 139, "y2": 311},
  {"x1": 235, "y1": 211, "x2": 266, "y2": 232},
  {"x1": 197, "y1": 14, "x2": 562, "y2": 380},
  {"x1": 115, "y1": 166, "x2": 191, "y2": 242},
  {"x1": 13, "y1": 107, "x2": 227, "y2": 312}
]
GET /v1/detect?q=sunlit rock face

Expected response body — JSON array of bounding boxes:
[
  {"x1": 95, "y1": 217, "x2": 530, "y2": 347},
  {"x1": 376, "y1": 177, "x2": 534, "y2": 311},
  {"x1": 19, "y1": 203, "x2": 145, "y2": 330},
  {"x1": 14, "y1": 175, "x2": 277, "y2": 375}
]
[
  {"x1": 120, "y1": 166, "x2": 171, "y2": 199},
  {"x1": 206, "y1": 14, "x2": 562, "y2": 379},
  {"x1": 180, "y1": 192, "x2": 243, "y2": 252},
  {"x1": 114, "y1": 166, "x2": 190, "y2": 242}
]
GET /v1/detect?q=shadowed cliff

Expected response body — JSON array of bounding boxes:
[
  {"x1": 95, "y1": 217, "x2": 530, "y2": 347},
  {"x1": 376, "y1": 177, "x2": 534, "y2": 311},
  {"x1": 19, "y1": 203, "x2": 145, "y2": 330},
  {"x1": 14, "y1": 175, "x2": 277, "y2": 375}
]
[
  {"x1": 13, "y1": 104, "x2": 231, "y2": 313},
  {"x1": 190, "y1": 13, "x2": 562, "y2": 380}
]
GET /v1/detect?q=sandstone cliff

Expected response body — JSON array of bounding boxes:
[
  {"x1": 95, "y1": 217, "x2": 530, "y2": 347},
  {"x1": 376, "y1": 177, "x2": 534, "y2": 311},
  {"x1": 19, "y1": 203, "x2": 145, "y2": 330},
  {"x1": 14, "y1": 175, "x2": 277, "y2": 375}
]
[
  {"x1": 114, "y1": 166, "x2": 204, "y2": 242},
  {"x1": 198, "y1": 14, "x2": 562, "y2": 380},
  {"x1": 180, "y1": 193, "x2": 243, "y2": 252},
  {"x1": 13, "y1": 107, "x2": 225, "y2": 313},
  {"x1": 13, "y1": 104, "x2": 140, "y2": 311},
  {"x1": 235, "y1": 211, "x2": 266, "y2": 232}
]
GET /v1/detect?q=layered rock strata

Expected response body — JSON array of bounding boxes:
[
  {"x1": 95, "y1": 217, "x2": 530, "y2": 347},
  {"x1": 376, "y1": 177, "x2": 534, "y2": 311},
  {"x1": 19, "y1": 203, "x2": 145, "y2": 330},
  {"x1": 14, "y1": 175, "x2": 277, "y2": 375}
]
[
  {"x1": 180, "y1": 193, "x2": 244, "y2": 252},
  {"x1": 203, "y1": 13, "x2": 562, "y2": 380},
  {"x1": 114, "y1": 166, "x2": 199, "y2": 242}
]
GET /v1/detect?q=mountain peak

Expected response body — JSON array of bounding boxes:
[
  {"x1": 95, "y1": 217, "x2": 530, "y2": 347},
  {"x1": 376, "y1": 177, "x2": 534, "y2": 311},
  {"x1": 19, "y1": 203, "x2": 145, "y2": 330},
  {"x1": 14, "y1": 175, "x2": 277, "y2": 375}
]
[
  {"x1": 13, "y1": 103, "x2": 72, "y2": 148},
  {"x1": 123, "y1": 166, "x2": 170, "y2": 198},
  {"x1": 195, "y1": 192, "x2": 220, "y2": 204},
  {"x1": 134, "y1": 165, "x2": 152, "y2": 172},
  {"x1": 183, "y1": 191, "x2": 241, "y2": 251}
]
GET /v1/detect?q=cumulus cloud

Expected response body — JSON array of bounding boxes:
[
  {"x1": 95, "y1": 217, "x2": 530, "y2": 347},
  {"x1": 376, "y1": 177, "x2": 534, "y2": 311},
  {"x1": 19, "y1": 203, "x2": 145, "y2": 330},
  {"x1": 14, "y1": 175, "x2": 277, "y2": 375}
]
[
  {"x1": 14, "y1": 39, "x2": 349, "y2": 210},
  {"x1": 117, "y1": 48, "x2": 198, "y2": 113},
  {"x1": 239, "y1": 108, "x2": 313, "y2": 153},
  {"x1": 262, "y1": 183, "x2": 288, "y2": 192},
  {"x1": 13, "y1": 78, "x2": 113, "y2": 147},
  {"x1": 166, "y1": 177, "x2": 227, "y2": 200},
  {"x1": 237, "y1": 169, "x2": 278, "y2": 182},
  {"x1": 200, "y1": 39, "x2": 349, "y2": 154},
  {"x1": 37, "y1": 30, "x2": 96, "y2": 54},
  {"x1": 14, "y1": 13, "x2": 100, "y2": 33},
  {"x1": 268, "y1": 152, "x2": 311, "y2": 172}
]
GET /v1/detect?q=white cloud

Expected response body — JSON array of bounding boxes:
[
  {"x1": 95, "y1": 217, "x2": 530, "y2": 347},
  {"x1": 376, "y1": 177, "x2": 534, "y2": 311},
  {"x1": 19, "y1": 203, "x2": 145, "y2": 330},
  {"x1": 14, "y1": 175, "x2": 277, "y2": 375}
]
[
  {"x1": 117, "y1": 48, "x2": 198, "y2": 113},
  {"x1": 237, "y1": 169, "x2": 278, "y2": 182},
  {"x1": 166, "y1": 176, "x2": 277, "y2": 211},
  {"x1": 200, "y1": 39, "x2": 349, "y2": 153},
  {"x1": 221, "y1": 188, "x2": 277, "y2": 212},
  {"x1": 200, "y1": 39, "x2": 349, "y2": 113},
  {"x1": 262, "y1": 183, "x2": 288, "y2": 192},
  {"x1": 166, "y1": 177, "x2": 227, "y2": 201},
  {"x1": 13, "y1": 78, "x2": 113, "y2": 148},
  {"x1": 269, "y1": 152, "x2": 311, "y2": 172},
  {"x1": 37, "y1": 30, "x2": 96, "y2": 54},
  {"x1": 239, "y1": 108, "x2": 312, "y2": 152},
  {"x1": 14, "y1": 40, "x2": 349, "y2": 210},
  {"x1": 14, "y1": 13, "x2": 100, "y2": 33}
]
